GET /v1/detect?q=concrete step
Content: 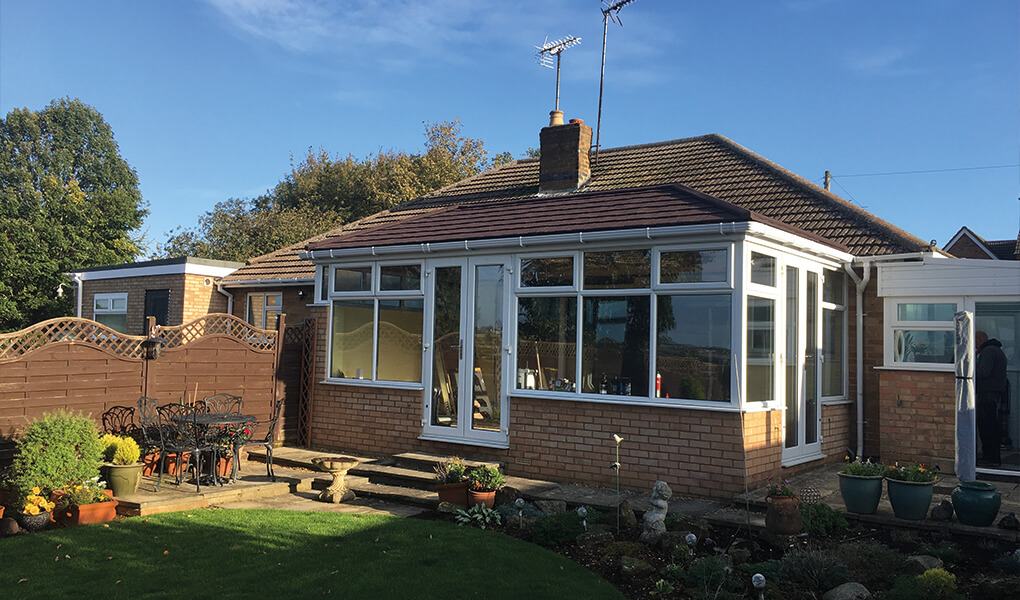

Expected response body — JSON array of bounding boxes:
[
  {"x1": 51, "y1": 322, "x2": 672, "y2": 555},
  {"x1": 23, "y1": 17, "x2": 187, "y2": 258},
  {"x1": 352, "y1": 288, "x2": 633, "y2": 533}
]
[
  {"x1": 349, "y1": 462, "x2": 438, "y2": 492},
  {"x1": 391, "y1": 451, "x2": 503, "y2": 473},
  {"x1": 310, "y1": 475, "x2": 440, "y2": 509}
]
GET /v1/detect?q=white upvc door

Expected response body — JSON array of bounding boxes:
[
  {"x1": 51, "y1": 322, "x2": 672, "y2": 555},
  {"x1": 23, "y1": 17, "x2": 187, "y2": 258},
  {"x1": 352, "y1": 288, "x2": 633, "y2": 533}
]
[
  {"x1": 422, "y1": 256, "x2": 510, "y2": 446},
  {"x1": 783, "y1": 263, "x2": 823, "y2": 464}
]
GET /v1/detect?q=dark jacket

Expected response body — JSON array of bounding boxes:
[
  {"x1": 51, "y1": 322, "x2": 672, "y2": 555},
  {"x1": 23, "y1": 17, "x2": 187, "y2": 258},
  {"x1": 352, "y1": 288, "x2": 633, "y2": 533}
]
[{"x1": 976, "y1": 338, "x2": 1008, "y2": 394}]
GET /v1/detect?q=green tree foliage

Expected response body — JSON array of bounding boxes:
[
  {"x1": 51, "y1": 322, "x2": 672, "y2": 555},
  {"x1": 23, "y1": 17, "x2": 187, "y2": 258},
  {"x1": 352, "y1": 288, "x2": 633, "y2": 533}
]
[
  {"x1": 161, "y1": 119, "x2": 503, "y2": 262},
  {"x1": 0, "y1": 98, "x2": 146, "y2": 331}
]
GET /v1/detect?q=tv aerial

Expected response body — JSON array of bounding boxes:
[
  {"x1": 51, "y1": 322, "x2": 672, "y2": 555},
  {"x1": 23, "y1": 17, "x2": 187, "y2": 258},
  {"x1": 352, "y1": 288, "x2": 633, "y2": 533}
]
[
  {"x1": 535, "y1": 35, "x2": 582, "y2": 113},
  {"x1": 596, "y1": 0, "x2": 640, "y2": 162}
]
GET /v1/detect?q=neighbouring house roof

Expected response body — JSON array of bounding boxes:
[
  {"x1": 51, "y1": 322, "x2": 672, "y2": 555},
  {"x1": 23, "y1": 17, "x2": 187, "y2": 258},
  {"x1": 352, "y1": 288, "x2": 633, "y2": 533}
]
[
  {"x1": 224, "y1": 132, "x2": 933, "y2": 285},
  {"x1": 69, "y1": 256, "x2": 243, "y2": 281},
  {"x1": 943, "y1": 226, "x2": 1020, "y2": 261}
]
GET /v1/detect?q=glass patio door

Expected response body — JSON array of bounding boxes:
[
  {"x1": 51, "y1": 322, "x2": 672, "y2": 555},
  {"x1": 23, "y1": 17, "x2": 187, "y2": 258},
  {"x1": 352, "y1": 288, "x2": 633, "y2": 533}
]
[
  {"x1": 422, "y1": 256, "x2": 509, "y2": 446},
  {"x1": 783, "y1": 265, "x2": 822, "y2": 463}
]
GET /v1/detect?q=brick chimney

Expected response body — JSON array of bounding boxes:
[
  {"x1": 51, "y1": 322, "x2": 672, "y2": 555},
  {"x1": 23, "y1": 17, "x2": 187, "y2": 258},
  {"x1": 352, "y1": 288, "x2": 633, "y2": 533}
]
[{"x1": 539, "y1": 114, "x2": 592, "y2": 193}]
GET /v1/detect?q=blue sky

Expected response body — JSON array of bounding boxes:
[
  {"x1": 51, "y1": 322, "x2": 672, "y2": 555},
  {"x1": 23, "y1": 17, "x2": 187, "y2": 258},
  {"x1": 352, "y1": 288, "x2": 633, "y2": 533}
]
[{"x1": 2, "y1": 0, "x2": 1017, "y2": 254}]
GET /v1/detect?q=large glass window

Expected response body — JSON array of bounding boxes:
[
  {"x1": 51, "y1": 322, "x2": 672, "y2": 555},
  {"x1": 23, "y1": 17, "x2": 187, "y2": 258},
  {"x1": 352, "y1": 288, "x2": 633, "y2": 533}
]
[
  {"x1": 656, "y1": 295, "x2": 731, "y2": 401},
  {"x1": 328, "y1": 263, "x2": 424, "y2": 383},
  {"x1": 94, "y1": 293, "x2": 128, "y2": 332},
  {"x1": 747, "y1": 296, "x2": 775, "y2": 402},
  {"x1": 890, "y1": 301, "x2": 957, "y2": 365},
  {"x1": 330, "y1": 299, "x2": 374, "y2": 379},
  {"x1": 376, "y1": 299, "x2": 424, "y2": 382},
  {"x1": 750, "y1": 252, "x2": 776, "y2": 287},
  {"x1": 582, "y1": 296, "x2": 650, "y2": 397},
  {"x1": 822, "y1": 269, "x2": 846, "y2": 397},
  {"x1": 517, "y1": 297, "x2": 577, "y2": 390},
  {"x1": 247, "y1": 292, "x2": 282, "y2": 329}
]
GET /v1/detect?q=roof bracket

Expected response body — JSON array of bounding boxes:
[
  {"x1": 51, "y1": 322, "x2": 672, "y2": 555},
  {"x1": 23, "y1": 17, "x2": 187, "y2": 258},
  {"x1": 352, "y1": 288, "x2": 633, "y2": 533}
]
[
  {"x1": 465, "y1": 240, "x2": 470, "y2": 251},
  {"x1": 519, "y1": 236, "x2": 525, "y2": 247},
  {"x1": 579, "y1": 232, "x2": 585, "y2": 243},
  {"x1": 371, "y1": 246, "x2": 377, "y2": 256},
  {"x1": 646, "y1": 227, "x2": 651, "y2": 239}
]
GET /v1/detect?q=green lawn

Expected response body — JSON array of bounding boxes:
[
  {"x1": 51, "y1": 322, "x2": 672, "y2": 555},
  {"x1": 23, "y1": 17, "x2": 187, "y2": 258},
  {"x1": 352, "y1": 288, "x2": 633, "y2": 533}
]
[{"x1": 0, "y1": 509, "x2": 625, "y2": 599}]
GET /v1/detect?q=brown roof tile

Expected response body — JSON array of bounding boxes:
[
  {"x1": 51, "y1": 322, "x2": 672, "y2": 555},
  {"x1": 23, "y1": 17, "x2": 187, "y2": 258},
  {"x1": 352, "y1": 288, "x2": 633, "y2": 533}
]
[{"x1": 225, "y1": 133, "x2": 931, "y2": 285}]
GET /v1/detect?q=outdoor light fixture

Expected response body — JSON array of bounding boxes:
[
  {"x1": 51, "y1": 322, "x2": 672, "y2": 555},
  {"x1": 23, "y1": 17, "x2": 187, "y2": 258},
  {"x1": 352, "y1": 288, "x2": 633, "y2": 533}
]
[
  {"x1": 515, "y1": 497, "x2": 526, "y2": 528},
  {"x1": 141, "y1": 337, "x2": 167, "y2": 360},
  {"x1": 612, "y1": 432, "x2": 624, "y2": 533},
  {"x1": 752, "y1": 573, "x2": 766, "y2": 600},
  {"x1": 577, "y1": 506, "x2": 588, "y2": 531}
]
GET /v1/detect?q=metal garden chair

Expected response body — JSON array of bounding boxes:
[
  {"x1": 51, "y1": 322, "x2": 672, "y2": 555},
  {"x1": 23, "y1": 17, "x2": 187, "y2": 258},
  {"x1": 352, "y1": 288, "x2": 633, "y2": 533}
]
[
  {"x1": 236, "y1": 399, "x2": 284, "y2": 482},
  {"x1": 201, "y1": 393, "x2": 242, "y2": 415}
]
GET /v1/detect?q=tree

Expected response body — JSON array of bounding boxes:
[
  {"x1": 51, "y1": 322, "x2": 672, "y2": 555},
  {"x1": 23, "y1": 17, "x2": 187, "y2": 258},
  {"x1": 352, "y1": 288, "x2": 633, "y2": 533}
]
[
  {"x1": 162, "y1": 119, "x2": 505, "y2": 262},
  {"x1": 0, "y1": 98, "x2": 147, "y2": 331}
]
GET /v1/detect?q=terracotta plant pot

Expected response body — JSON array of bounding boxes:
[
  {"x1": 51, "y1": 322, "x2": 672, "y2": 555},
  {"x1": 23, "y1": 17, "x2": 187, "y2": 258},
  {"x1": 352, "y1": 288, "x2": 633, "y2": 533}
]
[
  {"x1": 216, "y1": 456, "x2": 234, "y2": 478},
  {"x1": 164, "y1": 452, "x2": 192, "y2": 476},
  {"x1": 765, "y1": 495, "x2": 803, "y2": 535},
  {"x1": 57, "y1": 494, "x2": 119, "y2": 527},
  {"x1": 142, "y1": 453, "x2": 160, "y2": 477},
  {"x1": 467, "y1": 489, "x2": 496, "y2": 509},
  {"x1": 436, "y1": 481, "x2": 470, "y2": 506}
]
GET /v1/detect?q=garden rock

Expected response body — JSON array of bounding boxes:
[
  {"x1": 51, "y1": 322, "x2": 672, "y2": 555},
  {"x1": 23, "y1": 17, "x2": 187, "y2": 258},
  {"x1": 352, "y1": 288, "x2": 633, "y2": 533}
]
[
  {"x1": 821, "y1": 582, "x2": 872, "y2": 600},
  {"x1": 577, "y1": 530, "x2": 614, "y2": 549},
  {"x1": 639, "y1": 480, "x2": 671, "y2": 545},
  {"x1": 619, "y1": 500, "x2": 638, "y2": 528},
  {"x1": 495, "y1": 486, "x2": 521, "y2": 506},
  {"x1": 905, "y1": 554, "x2": 943, "y2": 574},
  {"x1": 929, "y1": 499, "x2": 954, "y2": 521},
  {"x1": 601, "y1": 541, "x2": 645, "y2": 559},
  {"x1": 437, "y1": 501, "x2": 461, "y2": 514},
  {"x1": 998, "y1": 512, "x2": 1020, "y2": 530},
  {"x1": 535, "y1": 499, "x2": 567, "y2": 516},
  {"x1": 619, "y1": 556, "x2": 655, "y2": 581},
  {"x1": 0, "y1": 517, "x2": 19, "y2": 537}
]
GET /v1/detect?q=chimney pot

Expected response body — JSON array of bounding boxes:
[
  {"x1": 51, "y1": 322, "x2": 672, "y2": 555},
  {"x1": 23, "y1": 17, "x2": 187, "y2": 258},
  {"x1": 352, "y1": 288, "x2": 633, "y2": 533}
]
[
  {"x1": 549, "y1": 110, "x2": 564, "y2": 126},
  {"x1": 569, "y1": 118, "x2": 584, "y2": 125}
]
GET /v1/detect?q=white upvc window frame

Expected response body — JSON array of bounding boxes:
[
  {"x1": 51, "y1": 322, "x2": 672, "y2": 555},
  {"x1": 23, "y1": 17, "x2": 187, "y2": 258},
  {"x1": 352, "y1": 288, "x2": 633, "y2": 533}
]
[
  {"x1": 246, "y1": 292, "x2": 283, "y2": 330},
  {"x1": 93, "y1": 292, "x2": 128, "y2": 331},
  {"x1": 883, "y1": 296, "x2": 959, "y2": 371},
  {"x1": 820, "y1": 268, "x2": 848, "y2": 402},
  {"x1": 325, "y1": 260, "x2": 425, "y2": 388}
]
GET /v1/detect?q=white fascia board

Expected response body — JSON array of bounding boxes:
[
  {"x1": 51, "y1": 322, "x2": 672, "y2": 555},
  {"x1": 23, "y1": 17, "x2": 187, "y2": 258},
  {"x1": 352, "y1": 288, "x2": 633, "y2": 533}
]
[
  {"x1": 220, "y1": 278, "x2": 314, "y2": 288},
  {"x1": 301, "y1": 222, "x2": 757, "y2": 262},
  {"x1": 71, "y1": 263, "x2": 239, "y2": 281},
  {"x1": 743, "y1": 222, "x2": 854, "y2": 264}
]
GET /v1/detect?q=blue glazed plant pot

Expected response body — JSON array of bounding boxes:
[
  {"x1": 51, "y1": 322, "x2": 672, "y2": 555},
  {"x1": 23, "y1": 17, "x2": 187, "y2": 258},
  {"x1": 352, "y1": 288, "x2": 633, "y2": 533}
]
[
  {"x1": 838, "y1": 473, "x2": 884, "y2": 514},
  {"x1": 886, "y1": 479, "x2": 934, "y2": 520},
  {"x1": 952, "y1": 481, "x2": 1000, "y2": 527}
]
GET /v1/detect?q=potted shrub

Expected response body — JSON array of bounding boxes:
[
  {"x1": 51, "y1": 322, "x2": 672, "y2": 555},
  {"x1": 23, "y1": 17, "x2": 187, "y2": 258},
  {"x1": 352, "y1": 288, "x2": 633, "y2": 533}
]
[
  {"x1": 764, "y1": 476, "x2": 802, "y2": 535},
  {"x1": 434, "y1": 457, "x2": 469, "y2": 506},
  {"x1": 100, "y1": 434, "x2": 144, "y2": 497},
  {"x1": 51, "y1": 477, "x2": 117, "y2": 526},
  {"x1": 838, "y1": 455, "x2": 886, "y2": 514},
  {"x1": 466, "y1": 465, "x2": 505, "y2": 509},
  {"x1": 885, "y1": 463, "x2": 937, "y2": 520},
  {"x1": 10, "y1": 410, "x2": 104, "y2": 529}
]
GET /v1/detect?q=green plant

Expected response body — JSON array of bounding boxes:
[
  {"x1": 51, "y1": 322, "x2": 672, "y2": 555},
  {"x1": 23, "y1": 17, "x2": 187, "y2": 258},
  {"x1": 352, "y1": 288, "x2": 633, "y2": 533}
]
[
  {"x1": 11, "y1": 410, "x2": 104, "y2": 502},
  {"x1": 777, "y1": 549, "x2": 850, "y2": 595},
  {"x1": 799, "y1": 502, "x2": 848, "y2": 536},
  {"x1": 684, "y1": 556, "x2": 741, "y2": 600},
  {"x1": 532, "y1": 511, "x2": 585, "y2": 547},
  {"x1": 454, "y1": 503, "x2": 502, "y2": 529},
  {"x1": 649, "y1": 579, "x2": 675, "y2": 596},
  {"x1": 991, "y1": 549, "x2": 1020, "y2": 574},
  {"x1": 831, "y1": 540, "x2": 907, "y2": 590},
  {"x1": 434, "y1": 457, "x2": 467, "y2": 484},
  {"x1": 917, "y1": 568, "x2": 957, "y2": 598},
  {"x1": 885, "y1": 463, "x2": 937, "y2": 482},
  {"x1": 919, "y1": 542, "x2": 961, "y2": 565},
  {"x1": 660, "y1": 563, "x2": 685, "y2": 583},
  {"x1": 764, "y1": 476, "x2": 795, "y2": 497},
  {"x1": 467, "y1": 465, "x2": 505, "y2": 492},
  {"x1": 841, "y1": 455, "x2": 886, "y2": 476},
  {"x1": 100, "y1": 433, "x2": 141, "y2": 465},
  {"x1": 663, "y1": 513, "x2": 694, "y2": 531},
  {"x1": 54, "y1": 476, "x2": 111, "y2": 510},
  {"x1": 495, "y1": 500, "x2": 547, "y2": 522}
]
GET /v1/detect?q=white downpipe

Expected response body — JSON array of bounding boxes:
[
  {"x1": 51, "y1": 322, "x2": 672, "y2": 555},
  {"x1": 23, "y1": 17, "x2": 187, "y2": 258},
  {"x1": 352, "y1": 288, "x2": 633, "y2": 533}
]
[
  {"x1": 71, "y1": 273, "x2": 84, "y2": 317},
  {"x1": 215, "y1": 279, "x2": 234, "y2": 315},
  {"x1": 844, "y1": 261, "x2": 871, "y2": 457}
]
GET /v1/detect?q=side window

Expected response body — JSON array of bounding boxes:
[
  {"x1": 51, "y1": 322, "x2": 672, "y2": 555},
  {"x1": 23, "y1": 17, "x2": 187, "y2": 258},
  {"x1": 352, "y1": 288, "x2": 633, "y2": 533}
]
[{"x1": 94, "y1": 293, "x2": 128, "y2": 332}]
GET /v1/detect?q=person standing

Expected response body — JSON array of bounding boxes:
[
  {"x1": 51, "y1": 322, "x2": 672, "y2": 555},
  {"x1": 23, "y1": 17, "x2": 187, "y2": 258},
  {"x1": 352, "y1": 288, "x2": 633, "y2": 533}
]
[{"x1": 976, "y1": 330, "x2": 1008, "y2": 467}]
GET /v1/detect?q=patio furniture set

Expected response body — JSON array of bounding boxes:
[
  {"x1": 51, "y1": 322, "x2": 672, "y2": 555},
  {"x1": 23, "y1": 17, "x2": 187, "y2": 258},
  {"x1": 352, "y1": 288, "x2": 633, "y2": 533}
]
[{"x1": 101, "y1": 395, "x2": 283, "y2": 494}]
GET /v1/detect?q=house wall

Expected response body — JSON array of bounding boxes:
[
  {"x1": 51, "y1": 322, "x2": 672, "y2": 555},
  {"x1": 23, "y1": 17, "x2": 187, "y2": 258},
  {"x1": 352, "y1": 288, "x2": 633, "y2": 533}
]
[
  {"x1": 82, "y1": 273, "x2": 230, "y2": 336},
  {"x1": 878, "y1": 369, "x2": 956, "y2": 469},
  {"x1": 945, "y1": 236, "x2": 994, "y2": 260}
]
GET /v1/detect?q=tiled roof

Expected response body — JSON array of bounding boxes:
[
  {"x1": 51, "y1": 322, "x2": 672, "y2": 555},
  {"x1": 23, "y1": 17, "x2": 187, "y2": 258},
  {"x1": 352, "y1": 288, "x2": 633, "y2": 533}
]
[
  {"x1": 224, "y1": 133, "x2": 932, "y2": 285},
  {"x1": 306, "y1": 183, "x2": 847, "y2": 252},
  {"x1": 987, "y1": 236, "x2": 1020, "y2": 261}
]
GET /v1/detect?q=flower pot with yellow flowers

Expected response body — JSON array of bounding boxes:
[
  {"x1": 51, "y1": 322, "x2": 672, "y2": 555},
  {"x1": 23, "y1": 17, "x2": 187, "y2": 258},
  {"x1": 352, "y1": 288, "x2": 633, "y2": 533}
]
[
  {"x1": 15, "y1": 487, "x2": 55, "y2": 532},
  {"x1": 99, "y1": 434, "x2": 144, "y2": 497},
  {"x1": 885, "y1": 463, "x2": 937, "y2": 520},
  {"x1": 51, "y1": 476, "x2": 118, "y2": 526}
]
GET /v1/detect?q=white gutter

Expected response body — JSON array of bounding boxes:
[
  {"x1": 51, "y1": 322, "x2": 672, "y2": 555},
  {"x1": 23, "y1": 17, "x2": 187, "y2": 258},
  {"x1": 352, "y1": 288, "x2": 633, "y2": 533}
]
[
  {"x1": 70, "y1": 273, "x2": 83, "y2": 317},
  {"x1": 300, "y1": 222, "x2": 852, "y2": 263},
  {"x1": 842, "y1": 251, "x2": 932, "y2": 457},
  {"x1": 220, "y1": 277, "x2": 314, "y2": 287},
  {"x1": 215, "y1": 279, "x2": 235, "y2": 315}
]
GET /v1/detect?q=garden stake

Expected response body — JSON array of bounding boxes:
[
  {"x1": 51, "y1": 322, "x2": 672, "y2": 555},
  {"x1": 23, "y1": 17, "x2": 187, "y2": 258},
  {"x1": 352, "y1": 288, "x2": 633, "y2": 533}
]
[
  {"x1": 515, "y1": 497, "x2": 525, "y2": 528},
  {"x1": 612, "y1": 433, "x2": 623, "y2": 533},
  {"x1": 577, "y1": 506, "x2": 587, "y2": 531},
  {"x1": 752, "y1": 573, "x2": 766, "y2": 600}
]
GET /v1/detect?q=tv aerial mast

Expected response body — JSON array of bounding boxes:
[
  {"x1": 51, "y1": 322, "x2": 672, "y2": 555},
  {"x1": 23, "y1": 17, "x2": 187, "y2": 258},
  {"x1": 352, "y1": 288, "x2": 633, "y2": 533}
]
[
  {"x1": 596, "y1": 0, "x2": 640, "y2": 162},
  {"x1": 535, "y1": 35, "x2": 582, "y2": 113}
]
